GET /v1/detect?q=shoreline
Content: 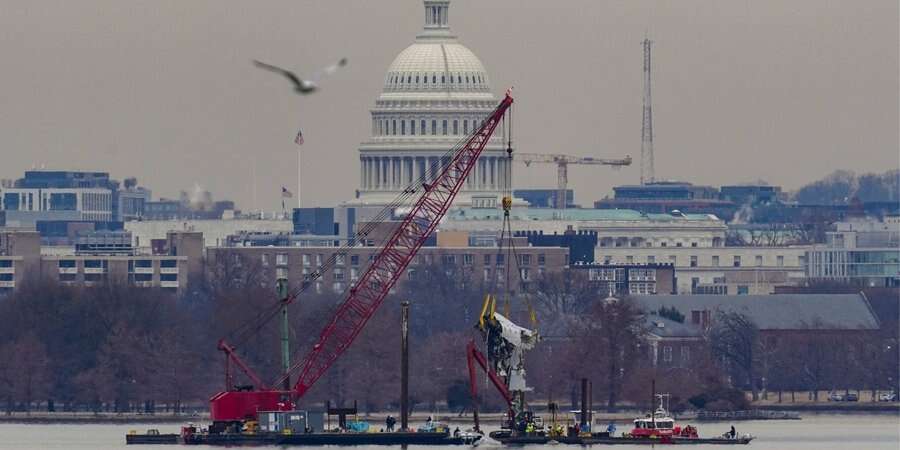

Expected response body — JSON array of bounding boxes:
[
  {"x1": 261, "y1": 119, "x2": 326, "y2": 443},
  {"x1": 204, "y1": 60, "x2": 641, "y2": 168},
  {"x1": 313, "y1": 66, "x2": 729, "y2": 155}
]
[{"x1": 0, "y1": 405, "x2": 897, "y2": 425}]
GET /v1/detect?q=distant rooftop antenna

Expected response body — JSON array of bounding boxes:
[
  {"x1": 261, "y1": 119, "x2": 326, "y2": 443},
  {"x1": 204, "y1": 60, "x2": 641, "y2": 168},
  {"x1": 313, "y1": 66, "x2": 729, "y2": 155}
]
[{"x1": 640, "y1": 38, "x2": 655, "y2": 185}]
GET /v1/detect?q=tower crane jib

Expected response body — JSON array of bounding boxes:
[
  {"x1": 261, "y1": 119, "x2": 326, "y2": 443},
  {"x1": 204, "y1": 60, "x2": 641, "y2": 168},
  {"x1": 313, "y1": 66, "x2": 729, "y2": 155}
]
[{"x1": 512, "y1": 152, "x2": 632, "y2": 209}]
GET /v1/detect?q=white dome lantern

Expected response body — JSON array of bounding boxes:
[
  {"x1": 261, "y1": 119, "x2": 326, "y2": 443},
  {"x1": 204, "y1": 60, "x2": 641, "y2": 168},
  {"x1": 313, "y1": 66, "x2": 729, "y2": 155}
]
[{"x1": 351, "y1": 0, "x2": 510, "y2": 208}]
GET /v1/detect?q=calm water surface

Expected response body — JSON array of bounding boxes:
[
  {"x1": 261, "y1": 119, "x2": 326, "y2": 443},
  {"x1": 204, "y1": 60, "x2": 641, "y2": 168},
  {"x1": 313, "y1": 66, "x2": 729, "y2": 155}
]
[{"x1": 0, "y1": 414, "x2": 897, "y2": 450}]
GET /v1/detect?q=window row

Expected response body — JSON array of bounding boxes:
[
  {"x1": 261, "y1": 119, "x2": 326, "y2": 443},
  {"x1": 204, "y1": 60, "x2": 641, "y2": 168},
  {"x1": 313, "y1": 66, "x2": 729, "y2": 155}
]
[
  {"x1": 262, "y1": 253, "x2": 360, "y2": 267},
  {"x1": 638, "y1": 254, "x2": 798, "y2": 267},
  {"x1": 374, "y1": 117, "x2": 486, "y2": 137},
  {"x1": 257, "y1": 251, "x2": 548, "y2": 274},
  {"x1": 598, "y1": 239, "x2": 705, "y2": 248},
  {"x1": 386, "y1": 71, "x2": 486, "y2": 89}
]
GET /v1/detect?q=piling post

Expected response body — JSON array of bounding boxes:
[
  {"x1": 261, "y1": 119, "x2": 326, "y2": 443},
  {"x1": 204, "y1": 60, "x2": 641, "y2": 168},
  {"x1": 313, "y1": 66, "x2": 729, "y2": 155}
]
[
  {"x1": 401, "y1": 301, "x2": 410, "y2": 431},
  {"x1": 588, "y1": 380, "x2": 593, "y2": 429},
  {"x1": 580, "y1": 378, "x2": 588, "y2": 430}
]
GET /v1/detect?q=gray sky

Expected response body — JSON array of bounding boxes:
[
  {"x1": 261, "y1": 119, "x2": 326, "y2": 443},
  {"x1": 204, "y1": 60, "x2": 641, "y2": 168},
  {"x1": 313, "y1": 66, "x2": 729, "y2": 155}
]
[{"x1": 1, "y1": 0, "x2": 897, "y2": 210}]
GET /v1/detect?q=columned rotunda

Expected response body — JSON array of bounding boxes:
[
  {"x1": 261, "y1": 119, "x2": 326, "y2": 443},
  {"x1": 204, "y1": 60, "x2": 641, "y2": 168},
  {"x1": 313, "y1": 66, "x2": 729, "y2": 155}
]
[{"x1": 352, "y1": 0, "x2": 510, "y2": 208}]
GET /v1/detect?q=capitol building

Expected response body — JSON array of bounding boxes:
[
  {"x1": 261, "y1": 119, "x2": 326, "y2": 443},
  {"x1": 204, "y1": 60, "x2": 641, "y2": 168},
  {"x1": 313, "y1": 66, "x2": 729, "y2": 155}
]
[{"x1": 351, "y1": 0, "x2": 511, "y2": 208}]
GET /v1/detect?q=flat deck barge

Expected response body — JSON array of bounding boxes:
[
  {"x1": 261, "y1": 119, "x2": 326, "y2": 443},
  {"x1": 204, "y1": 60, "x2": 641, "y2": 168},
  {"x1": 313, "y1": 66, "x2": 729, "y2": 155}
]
[{"x1": 127, "y1": 430, "x2": 480, "y2": 446}]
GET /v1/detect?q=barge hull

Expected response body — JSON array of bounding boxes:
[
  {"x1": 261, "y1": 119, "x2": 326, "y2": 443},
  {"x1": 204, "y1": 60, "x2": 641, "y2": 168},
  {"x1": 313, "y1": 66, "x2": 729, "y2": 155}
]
[
  {"x1": 125, "y1": 434, "x2": 180, "y2": 445},
  {"x1": 192, "y1": 431, "x2": 471, "y2": 446},
  {"x1": 128, "y1": 431, "x2": 478, "y2": 446},
  {"x1": 493, "y1": 436, "x2": 753, "y2": 445}
]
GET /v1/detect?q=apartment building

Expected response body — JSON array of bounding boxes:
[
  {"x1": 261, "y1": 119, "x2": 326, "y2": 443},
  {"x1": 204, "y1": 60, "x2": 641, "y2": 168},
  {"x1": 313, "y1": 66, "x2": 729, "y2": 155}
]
[{"x1": 0, "y1": 229, "x2": 197, "y2": 295}]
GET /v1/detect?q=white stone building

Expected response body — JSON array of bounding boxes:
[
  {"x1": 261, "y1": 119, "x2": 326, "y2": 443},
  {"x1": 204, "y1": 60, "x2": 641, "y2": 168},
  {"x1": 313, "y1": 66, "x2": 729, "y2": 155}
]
[
  {"x1": 442, "y1": 208, "x2": 728, "y2": 249},
  {"x1": 125, "y1": 219, "x2": 291, "y2": 248},
  {"x1": 350, "y1": 0, "x2": 511, "y2": 208},
  {"x1": 806, "y1": 216, "x2": 900, "y2": 287},
  {"x1": 596, "y1": 245, "x2": 810, "y2": 295}
]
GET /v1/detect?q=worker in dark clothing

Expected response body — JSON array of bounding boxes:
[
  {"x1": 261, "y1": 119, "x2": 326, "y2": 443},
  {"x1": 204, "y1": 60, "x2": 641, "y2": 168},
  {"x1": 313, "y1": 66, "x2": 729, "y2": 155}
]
[
  {"x1": 729, "y1": 425, "x2": 736, "y2": 439},
  {"x1": 385, "y1": 415, "x2": 396, "y2": 432}
]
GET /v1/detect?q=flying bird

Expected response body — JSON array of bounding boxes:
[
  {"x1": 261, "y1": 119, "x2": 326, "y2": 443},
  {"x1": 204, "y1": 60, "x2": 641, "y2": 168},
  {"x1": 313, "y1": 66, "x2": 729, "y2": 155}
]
[{"x1": 252, "y1": 58, "x2": 348, "y2": 95}]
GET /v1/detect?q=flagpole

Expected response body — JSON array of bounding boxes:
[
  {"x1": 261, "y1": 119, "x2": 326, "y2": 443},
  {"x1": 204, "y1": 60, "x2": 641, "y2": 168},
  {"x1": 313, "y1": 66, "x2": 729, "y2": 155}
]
[
  {"x1": 294, "y1": 126, "x2": 303, "y2": 210},
  {"x1": 252, "y1": 158, "x2": 258, "y2": 217},
  {"x1": 297, "y1": 148, "x2": 303, "y2": 208}
]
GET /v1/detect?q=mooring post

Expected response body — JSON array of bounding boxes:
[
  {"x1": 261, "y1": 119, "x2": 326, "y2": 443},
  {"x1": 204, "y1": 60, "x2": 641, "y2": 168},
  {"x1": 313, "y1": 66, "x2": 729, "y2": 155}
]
[
  {"x1": 588, "y1": 380, "x2": 593, "y2": 430},
  {"x1": 401, "y1": 301, "x2": 410, "y2": 431}
]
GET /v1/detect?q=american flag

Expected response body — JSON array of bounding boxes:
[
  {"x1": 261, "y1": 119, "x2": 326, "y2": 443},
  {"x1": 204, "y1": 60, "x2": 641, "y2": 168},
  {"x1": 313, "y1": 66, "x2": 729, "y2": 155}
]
[{"x1": 294, "y1": 127, "x2": 304, "y2": 146}]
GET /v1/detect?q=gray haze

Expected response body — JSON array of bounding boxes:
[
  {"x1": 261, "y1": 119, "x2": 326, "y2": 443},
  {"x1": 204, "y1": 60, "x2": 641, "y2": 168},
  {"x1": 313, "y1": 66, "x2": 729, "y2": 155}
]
[{"x1": 1, "y1": 0, "x2": 897, "y2": 210}]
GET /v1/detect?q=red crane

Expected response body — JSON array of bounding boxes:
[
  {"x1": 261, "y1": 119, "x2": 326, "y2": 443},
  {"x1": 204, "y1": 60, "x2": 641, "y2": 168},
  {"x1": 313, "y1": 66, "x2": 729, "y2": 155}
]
[
  {"x1": 209, "y1": 92, "x2": 514, "y2": 425},
  {"x1": 466, "y1": 340, "x2": 514, "y2": 432}
]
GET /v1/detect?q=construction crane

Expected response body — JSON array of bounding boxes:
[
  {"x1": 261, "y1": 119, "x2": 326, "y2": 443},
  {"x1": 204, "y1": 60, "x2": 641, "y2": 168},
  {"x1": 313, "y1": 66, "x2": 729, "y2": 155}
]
[
  {"x1": 515, "y1": 153, "x2": 632, "y2": 209},
  {"x1": 208, "y1": 92, "x2": 515, "y2": 430}
]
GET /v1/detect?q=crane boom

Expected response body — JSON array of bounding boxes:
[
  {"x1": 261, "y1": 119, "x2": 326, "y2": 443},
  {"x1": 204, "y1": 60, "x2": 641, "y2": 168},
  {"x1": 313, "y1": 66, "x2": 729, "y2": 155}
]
[
  {"x1": 513, "y1": 152, "x2": 631, "y2": 209},
  {"x1": 516, "y1": 152, "x2": 632, "y2": 166},
  {"x1": 209, "y1": 93, "x2": 514, "y2": 423}
]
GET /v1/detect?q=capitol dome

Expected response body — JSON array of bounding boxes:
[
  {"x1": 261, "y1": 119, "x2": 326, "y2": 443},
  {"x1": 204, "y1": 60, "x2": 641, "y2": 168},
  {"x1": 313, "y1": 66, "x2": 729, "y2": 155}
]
[
  {"x1": 381, "y1": 43, "x2": 493, "y2": 99},
  {"x1": 352, "y1": 0, "x2": 510, "y2": 208}
]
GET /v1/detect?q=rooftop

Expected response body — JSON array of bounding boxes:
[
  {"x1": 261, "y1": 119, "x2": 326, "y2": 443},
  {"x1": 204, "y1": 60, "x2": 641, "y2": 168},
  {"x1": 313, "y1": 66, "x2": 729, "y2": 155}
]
[
  {"x1": 633, "y1": 294, "x2": 880, "y2": 331},
  {"x1": 446, "y1": 207, "x2": 721, "y2": 223}
]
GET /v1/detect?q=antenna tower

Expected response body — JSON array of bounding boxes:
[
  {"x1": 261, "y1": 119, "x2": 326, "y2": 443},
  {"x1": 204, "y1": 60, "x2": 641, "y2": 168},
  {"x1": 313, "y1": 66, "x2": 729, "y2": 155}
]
[{"x1": 641, "y1": 38, "x2": 655, "y2": 185}]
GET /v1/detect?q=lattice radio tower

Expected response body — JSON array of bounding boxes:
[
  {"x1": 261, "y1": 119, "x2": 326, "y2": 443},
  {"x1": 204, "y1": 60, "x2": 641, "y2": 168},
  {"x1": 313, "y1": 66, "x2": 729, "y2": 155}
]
[{"x1": 640, "y1": 38, "x2": 655, "y2": 185}]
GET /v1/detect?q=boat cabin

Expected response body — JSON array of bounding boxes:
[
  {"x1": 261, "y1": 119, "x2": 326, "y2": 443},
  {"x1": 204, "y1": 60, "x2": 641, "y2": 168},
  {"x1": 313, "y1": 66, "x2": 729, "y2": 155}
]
[
  {"x1": 633, "y1": 418, "x2": 674, "y2": 431},
  {"x1": 630, "y1": 394, "x2": 677, "y2": 438}
]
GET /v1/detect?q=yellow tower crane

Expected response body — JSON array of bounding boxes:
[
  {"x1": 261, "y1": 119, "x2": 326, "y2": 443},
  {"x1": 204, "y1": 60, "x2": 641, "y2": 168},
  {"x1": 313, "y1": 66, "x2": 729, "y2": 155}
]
[{"x1": 514, "y1": 153, "x2": 632, "y2": 209}]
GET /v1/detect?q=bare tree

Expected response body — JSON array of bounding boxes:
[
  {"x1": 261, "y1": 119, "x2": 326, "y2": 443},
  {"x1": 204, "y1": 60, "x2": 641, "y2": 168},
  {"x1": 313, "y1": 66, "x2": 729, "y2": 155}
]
[
  {"x1": 564, "y1": 296, "x2": 645, "y2": 410},
  {"x1": 529, "y1": 270, "x2": 594, "y2": 319},
  {"x1": 709, "y1": 311, "x2": 760, "y2": 400}
]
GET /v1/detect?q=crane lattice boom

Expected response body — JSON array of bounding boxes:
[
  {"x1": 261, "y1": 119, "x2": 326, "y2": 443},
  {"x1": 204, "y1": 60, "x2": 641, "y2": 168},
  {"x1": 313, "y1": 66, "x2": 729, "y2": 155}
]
[{"x1": 209, "y1": 93, "x2": 514, "y2": 423}]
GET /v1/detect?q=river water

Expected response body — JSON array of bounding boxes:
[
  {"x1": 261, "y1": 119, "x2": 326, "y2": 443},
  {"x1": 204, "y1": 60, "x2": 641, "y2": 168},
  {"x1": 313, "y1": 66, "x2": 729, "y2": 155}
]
[{"x1": 0, "y1": 414, "x2": 896, "y2": 450}]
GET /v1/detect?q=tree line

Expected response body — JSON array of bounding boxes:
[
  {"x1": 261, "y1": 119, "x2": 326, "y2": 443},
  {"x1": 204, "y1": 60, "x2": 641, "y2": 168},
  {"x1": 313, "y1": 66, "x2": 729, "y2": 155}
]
[
  {"x1": 0, "y1": 263, "x2": 896, "y2": 415},
  {"x1": 793, "y1": 169, "x2": 899, "y2": 205}
]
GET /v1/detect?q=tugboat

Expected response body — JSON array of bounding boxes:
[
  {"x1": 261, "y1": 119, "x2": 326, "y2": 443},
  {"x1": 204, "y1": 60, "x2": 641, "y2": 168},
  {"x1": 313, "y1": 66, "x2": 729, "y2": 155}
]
[
  {"x1": 611, "y1": 392, "x2": 752, "y2": 445},
  {"x1": 627, "y1": 393, "x2": 692, "y2": 440}
]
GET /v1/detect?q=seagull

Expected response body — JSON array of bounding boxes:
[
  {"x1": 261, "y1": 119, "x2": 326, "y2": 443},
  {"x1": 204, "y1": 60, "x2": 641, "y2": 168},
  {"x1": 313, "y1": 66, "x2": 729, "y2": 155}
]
[{"x1": 252, "y1": 58, "x2": 348, "y2": 95}]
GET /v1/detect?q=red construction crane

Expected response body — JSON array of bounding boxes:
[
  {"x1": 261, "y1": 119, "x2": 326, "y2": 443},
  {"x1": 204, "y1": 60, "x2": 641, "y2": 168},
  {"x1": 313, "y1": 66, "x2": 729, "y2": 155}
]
[
  {"x1": 515, "y1": 152, "x2": 631, "y2": 209},
  {"x1": 209, "y1": 92, "x2": 514, "y2": 426}
]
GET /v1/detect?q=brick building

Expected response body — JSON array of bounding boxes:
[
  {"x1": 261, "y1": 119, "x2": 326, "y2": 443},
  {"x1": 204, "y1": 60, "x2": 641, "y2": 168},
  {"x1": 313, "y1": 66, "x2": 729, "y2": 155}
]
[
  {"x1": 205, "y1": 232, "x2": 570, "y2": 295},
  {"x1": 634, "y1": 294, "x2": 881, "y2": 367}
]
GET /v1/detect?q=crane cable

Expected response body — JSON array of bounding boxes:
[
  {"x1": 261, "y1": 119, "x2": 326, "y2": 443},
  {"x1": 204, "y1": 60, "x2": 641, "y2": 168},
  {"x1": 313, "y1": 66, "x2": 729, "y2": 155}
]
[
  {"x1": 492, "y1": 104, "x2": 537, "y2": 326},
  {"x1": 226, "y1": 112, "x2": 504, "y2": 350}
]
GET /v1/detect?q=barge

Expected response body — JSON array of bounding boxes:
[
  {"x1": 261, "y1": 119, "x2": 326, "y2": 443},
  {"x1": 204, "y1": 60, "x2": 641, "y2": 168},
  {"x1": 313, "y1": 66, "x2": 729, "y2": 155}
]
[
  {"x1": 489, "y1": 430, "x2": 754, "y2": 445},
  {"x1": 127, "y1": 431, "x2": 478, "y2": 446},
  {"x1": 127, "y1": 411, "x2": 482, "y2": 447},
  {"x1": 127, "y1": 425, "x2": 481, "y2": 446}
]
